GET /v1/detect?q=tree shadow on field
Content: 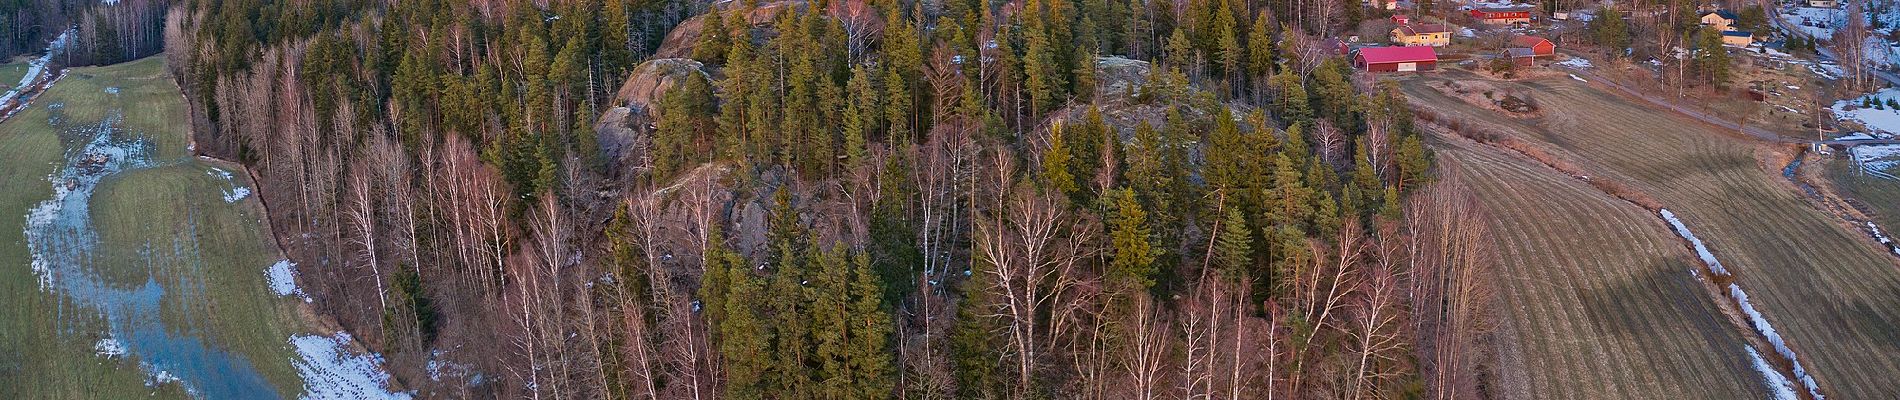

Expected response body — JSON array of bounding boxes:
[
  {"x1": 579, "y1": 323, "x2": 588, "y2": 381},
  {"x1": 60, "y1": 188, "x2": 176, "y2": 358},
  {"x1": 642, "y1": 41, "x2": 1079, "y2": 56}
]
[{"x1": 1579, "y1": 257, "x2": 1746, "y2": 348}]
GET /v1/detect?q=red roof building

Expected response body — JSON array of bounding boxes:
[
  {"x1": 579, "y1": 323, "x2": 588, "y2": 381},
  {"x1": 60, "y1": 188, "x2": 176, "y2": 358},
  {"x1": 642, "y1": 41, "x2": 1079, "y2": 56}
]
[
  {"x1": 1470, "y1": 7, "x2": 1534, "y2": 25},
  {"x1": 1391, "y1": 14, "x2": 1410, "y2": 25},
  {"x1": 1354, "y1": 46, "x2": 1438, "y2": 72},
  {"x1": 1510, "y1": 35, "x2": 1555, "y2": 56}
]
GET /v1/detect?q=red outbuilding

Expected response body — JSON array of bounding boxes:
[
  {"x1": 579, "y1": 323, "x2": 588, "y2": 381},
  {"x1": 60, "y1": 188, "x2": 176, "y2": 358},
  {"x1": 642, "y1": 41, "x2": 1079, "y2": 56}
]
[
  {"x1": 1510, "y1": 35, "x2": 1555, "y2": 56},
  {"x1": 1354, "y1": 46, "x2": 1438, "y2": 72}
]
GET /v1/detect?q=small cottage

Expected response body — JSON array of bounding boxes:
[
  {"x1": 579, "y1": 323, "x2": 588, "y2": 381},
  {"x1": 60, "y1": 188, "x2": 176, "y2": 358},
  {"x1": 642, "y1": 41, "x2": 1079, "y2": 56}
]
[{"x1": 1721, "y1": 31, "x2": 1754, "y2": 47}]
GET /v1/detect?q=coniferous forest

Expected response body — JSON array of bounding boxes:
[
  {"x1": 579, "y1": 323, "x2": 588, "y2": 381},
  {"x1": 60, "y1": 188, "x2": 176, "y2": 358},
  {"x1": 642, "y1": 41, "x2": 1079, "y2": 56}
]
[{"x1": 65, "y1": 0, "x2": 1492, "y2": 397}]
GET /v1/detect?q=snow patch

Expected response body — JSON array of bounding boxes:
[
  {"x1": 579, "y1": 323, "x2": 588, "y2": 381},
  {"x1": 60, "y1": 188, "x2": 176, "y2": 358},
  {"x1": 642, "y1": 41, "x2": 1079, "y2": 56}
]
[
  {"x1": 1870, "y1": 222, "x2": 1900, "y2": 256},
  {"x1": 1553, "y1": 57, "x2": 1593, "y2": 69},
  {"x1": 0, "y1": 29, "x2": 74, "y2": 107},
  {"x1": 1849, "y1": 144, "x2": 1900, "y2": 179},
  {"x1": 1746, "y1": 345, "x2": 1802, "y2": 400},
  {"x1": 206, "y1": 167, "x2": 252, "y2": 202},
  {"x1": 1832, "y1": 88, "x2": 1900, "y2": 137},
  {"x1": 1569, "y1": 74, "x2": 1587, "y2": 82},
  {"x1": 1731, "y1": 283, "x2": 1826, "y2": 399},
  {"x1": 266, "y1": 259, "x2": 312, "y2": 302},
  {"x1": 95, "y1": 336, "x2": 126, "y2": 358},
  {"x1": 1659, "y1": 209, "x2": 1729, "y2": 276},
  {"x1": 291, "y1": 332, "x2": 413, "y2": 400}
]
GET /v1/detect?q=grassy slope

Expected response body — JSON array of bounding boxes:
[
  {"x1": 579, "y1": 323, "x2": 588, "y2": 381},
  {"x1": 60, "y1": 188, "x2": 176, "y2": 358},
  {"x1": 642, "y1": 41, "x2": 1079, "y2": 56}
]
[
  {"x1": 1826, "y1": 160, "x2": 1900, "y2": 232},
  {"x1": 0, "y1": 61, "x2": 27, "y2": 89},
  {"x1": 1408, "y1": 72, "x2": 1900, "y2": 398},
  {"x1": 0, "y1": 57, "x2": 306, "y2": 398},
  {"x1": 1427, "y1": 131, "x2": 1765, "y2": 399}
]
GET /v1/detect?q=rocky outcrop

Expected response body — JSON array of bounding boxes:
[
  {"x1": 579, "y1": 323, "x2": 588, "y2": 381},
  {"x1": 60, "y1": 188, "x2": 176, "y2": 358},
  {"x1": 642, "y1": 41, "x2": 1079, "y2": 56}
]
[{"x1": 597, "y1": 58, "x2": 710, "y2": 170}]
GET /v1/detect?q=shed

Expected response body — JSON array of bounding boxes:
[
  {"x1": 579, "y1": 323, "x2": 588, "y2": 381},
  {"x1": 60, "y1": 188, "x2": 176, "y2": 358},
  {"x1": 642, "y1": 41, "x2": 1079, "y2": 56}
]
[
  {"x1": 1504, "y1": 48, "x2": 1538, "y2": 67},
  {"x1": 1511, "y1": 35, "x2": 1555, "y2": 56},
  {"x1": 1391, "y1": 14, "x2": 1411, "y2": 25},
  {"x1": 1355, "y1": 46, "x2": 1439, "y2": 72},
  {"x1": 1721, "y1": 30, "x2": 1754, "y2": 47}
]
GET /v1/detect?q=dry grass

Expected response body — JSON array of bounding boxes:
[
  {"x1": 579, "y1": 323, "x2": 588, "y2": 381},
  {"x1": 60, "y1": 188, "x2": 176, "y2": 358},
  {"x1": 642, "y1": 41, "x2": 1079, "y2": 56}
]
[
  {"x1": 1422, "y1": 131, "x2": 1767, "y2": 400},
  {"x1": 1404, "y1": 72, "x2": 1900, "y2": 399}
]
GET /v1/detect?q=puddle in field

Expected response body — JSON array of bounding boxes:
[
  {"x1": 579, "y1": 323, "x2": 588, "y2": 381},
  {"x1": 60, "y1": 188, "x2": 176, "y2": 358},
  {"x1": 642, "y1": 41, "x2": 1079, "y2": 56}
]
[{"x1": 22, "y1": 113, "x2": 282, "y2": 398}]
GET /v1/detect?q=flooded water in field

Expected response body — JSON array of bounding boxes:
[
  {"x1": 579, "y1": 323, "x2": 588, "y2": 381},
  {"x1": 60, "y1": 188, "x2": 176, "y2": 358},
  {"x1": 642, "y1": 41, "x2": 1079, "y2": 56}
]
[{"x1": 22, "y1": 111, "x2": 280, "y2": 399}]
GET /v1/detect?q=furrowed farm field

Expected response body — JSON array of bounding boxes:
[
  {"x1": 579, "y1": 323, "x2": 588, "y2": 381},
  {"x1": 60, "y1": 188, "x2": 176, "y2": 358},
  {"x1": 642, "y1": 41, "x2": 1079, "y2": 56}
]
[
  {"x1": 1430, "y1": 136, "x2": 1767, "y2": 399},
  {"x1": 1404, "y1": 71, "x2": 1900, "y2": 398},
  {"x1": 0, "y1": 57, "x2": 402, "y2": 399}
]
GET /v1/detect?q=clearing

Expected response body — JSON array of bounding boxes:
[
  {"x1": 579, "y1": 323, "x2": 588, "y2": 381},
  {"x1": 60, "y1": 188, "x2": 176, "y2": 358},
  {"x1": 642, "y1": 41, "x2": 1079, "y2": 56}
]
[{"x1": 0, "y1": 57, "x2": 405, "y2": 399}]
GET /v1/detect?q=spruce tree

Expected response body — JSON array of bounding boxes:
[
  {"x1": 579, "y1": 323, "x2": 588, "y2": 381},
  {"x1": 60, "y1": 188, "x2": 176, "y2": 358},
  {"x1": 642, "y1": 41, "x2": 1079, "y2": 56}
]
[{"x1": 1108, "y1": 188, "x2": 1159, "y2": 293}]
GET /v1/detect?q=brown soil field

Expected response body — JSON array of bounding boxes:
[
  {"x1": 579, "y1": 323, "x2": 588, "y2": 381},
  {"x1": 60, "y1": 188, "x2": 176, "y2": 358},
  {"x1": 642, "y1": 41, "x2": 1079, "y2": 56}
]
[
  {"x1": 1402, "y1": 70, "x2": 1900, "y2": 399},
  {"x1": 1430, "y1": 134, "x2": 1768, "y2": 400}
]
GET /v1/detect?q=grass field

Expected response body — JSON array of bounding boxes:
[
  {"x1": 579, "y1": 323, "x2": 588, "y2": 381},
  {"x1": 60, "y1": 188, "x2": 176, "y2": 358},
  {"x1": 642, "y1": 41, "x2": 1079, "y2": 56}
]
[
  {"x1": 1428, "y1": 129, "x2": 1768, "y2": 399},
  {"x1": 1404, "y1": 70, "x2": 1900, "y2": 399},
  {"x1": 0, "y1": 57, "x2": 309, "y2": 399},
  {"x1": 1826, "y1": 160, "x2": 1900, "y2": 232},
  {"x1": 0, "y1": 60, "x2": 28, "y2": 89}
]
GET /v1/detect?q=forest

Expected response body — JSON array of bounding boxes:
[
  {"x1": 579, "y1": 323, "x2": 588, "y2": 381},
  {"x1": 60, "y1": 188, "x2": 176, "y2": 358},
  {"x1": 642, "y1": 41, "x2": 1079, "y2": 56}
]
[{"x1": 13, "y1": 0, "x2": 1500, "y2": 397}]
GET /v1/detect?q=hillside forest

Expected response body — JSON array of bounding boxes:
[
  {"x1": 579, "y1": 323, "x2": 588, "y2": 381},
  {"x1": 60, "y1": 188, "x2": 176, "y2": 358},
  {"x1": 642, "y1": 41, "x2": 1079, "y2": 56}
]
[{"x1": 26, "y1": 0, "x2": 1497, "y2": 397}]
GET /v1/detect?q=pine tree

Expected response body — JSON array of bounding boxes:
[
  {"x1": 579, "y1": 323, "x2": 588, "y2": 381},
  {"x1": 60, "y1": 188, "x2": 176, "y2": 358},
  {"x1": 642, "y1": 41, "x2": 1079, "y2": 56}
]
[
  {"x1": 713, "y1": 228, "x2": 770, "y2": 400},
  {"x1": 695, "y1": 9, "x2": 731, "y2": 64},
  {"x1": 766, "y1": 189, "x2": 816, "y2": 397},
  {"x1": 1108, "y1": 188, "x2": 1159, "y2": 293},
  {"x1": 847, "y1": 251, "x2": 896, "y2": 399},
  {"x1": 1214, "y1": 207, "x2": 1254, "y2": 278},
  {"x1": 1043, "y1": 121, "x2": 1080, "y2": 196},
  {"x1": 1590, "y1": 7, "x2": 1631, "y2": 57},
  {"x1": 843, "y1": 66, "x2": 877, "y2": 171}
]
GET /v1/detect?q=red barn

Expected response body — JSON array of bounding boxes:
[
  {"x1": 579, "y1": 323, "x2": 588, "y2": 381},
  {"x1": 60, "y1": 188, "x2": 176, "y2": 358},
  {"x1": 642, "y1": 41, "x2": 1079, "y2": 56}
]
[
  {"x1": 1511, "y1": 35, "x2": 1555, "y2": 56},
  {"x1": 1355, "y1": 46, "x2": 1438, "y2": 72},
  {"x1": 1470, "y1": 7, "x2": 1533, "y2": 25},
  {"x1": 1391, "y1": 14, "x2": 1410, "y2": 25}
]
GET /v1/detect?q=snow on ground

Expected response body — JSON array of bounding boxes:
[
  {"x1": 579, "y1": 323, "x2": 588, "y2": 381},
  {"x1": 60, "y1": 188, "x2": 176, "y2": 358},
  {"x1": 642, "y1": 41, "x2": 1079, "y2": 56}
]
[
  {"x1": 1785, "y1": 6, "x2": 1844, "y2": 38},
  {"x1": 0, "y1": 28, "x2": 74, "y2": 107},
  {"x1": 1747, "y1": 345, "x2": 1802, "y2": 400},
  {"x1": 1731, "y1": 283, "x2": 1826, "y2": 399},
  {"x1": 1658, "y1": 208, "x2": 1824, "y2": 398},
  {"x1": 95, "y1": 336, "x2": 127, "y2": 358},
  {"x1": 1807, "y1": 62, "x2": 1843, "y2": 80},
  {"x1": 1569, "y1": 74, "x2": 1587, "y2": 82},
  {"x1": 291, "y1": 332, "x2": 413, "y2": 400},
  {"x1": 1869, "y1": 222, "x2": 1900, "y2": 256},
  {"x1": 265, "y1": 259, "x2": 312, "y2": 302},
  {"x1": 1851, "y1": 144, "x2": 1900, "y2": 179},
  {"x1": 1553, "y1": 58, "x2": 1593, "y2": 69},
  {"x1": 206, "y1": 167, "x2": 251, "y2": 203},
  {"x1": 1831, "y1": 88, "x2": 1900, "y2": 136},
  {"x1": 1659, "y1": 209, "x2": 1730, "y2": 276}
]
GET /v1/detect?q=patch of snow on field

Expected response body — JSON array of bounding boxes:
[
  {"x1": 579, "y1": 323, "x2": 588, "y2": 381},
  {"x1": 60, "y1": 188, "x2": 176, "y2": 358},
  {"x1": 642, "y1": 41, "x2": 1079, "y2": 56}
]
[
  {"x1": 1869, "y1": 222, "x2": 1900, "y2": 256},
  {"x1": 1553, "y1": 58, "x2": 1593, "y2": 69},
  {"x1": 206, "y1": 167, "x2": 251, "y2": 202},
  {"x1": 0, "y1": 28, "x2": 73, "y2": 107},
  {"x1": 1833, "y1": 88, "x2": 1900, "y2": 137},
  {"x1": 1850, "y1": 144, "x2": 1900, "y2": 179},
  {"x1": 1786, "y1": 6, "x2": 1845, "y2": 38},
  {"x1": 1569, "y1": 74, "x2": 1587, "y2": 82},
  {"x1": 292, "y1": 332, "x2": 412, "y2": 400},
  {"x1": 1731, "y1": 283, "x2": 1825, "y2": 400},
  {"x1": 95, "y1": 336, "x2": 126, "y2": 358},
  {"x1": 1659, "y1": 209, "x2": 1729, "y2": 276},
  {"x1": 266, "y1": 259, "x2": 312, "y2": 301},
  {"x1": 1746, "y1": 345, "x2": 1802, "y2": 400},
  {"x1": 1807, "y1": 62, "x2": 1843, "y2": 80}
]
